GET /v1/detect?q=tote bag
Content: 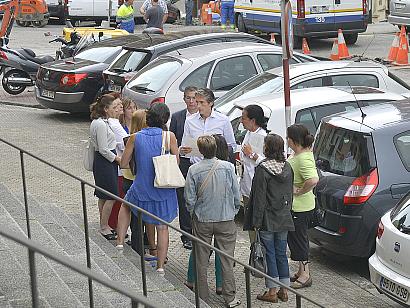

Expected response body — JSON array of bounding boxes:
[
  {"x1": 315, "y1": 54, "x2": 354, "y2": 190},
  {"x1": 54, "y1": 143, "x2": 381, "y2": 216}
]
[
  {"x1": 83, "y1": 137, "x2": 95, "y2": 171},
  {"x1": 152, "y1": 131, "x2": 185, "y2": 188},
  {"x1": 249, "y1": 230, "x2": 267, "y2": 278}
]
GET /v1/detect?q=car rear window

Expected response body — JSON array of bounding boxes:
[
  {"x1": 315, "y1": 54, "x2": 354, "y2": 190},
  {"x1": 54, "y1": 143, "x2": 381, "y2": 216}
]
[
  {"x1": 394, "y1": 130, "x2": 410, "y2": 171},
  {"x1": 126, "y1": 58, "x2": 181, "y2": 93},
  {"x1": 388, "y1": 71, "x2": 410, "y2": 90},
  {"x1": 76, "y1": 47, "x2": 121, "y2": 63},
  {"x1": 390, "y1": 193, "x2": 410, "y2": 234},
  {"x1": 108, "y1": 50, "x2": 149, "y2": 73},
  {"x1": 314, "y1": 123, "x2": 376, "y2": 177}
]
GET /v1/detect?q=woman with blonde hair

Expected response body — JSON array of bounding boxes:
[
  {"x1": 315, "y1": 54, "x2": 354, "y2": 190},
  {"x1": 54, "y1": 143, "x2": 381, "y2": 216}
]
[{"x1": 119, "y1": 97, "x2": 137, "y2": 133}]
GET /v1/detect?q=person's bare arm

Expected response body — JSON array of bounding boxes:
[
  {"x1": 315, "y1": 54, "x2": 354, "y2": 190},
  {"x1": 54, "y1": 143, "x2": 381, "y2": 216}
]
[
  {"x1": 162, "y1": 13, "x2": 168, "y2": 24},
  {"x1": 169, "y1": 132, "x2": 180, "y2": 164},
  {"x1": 294, "y1": 177, "x2": 319, "y2": 196}
]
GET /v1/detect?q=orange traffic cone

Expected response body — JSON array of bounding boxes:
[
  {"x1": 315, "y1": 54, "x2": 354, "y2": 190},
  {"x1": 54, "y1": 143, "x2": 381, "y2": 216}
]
[
  {"x1": 399, "y1": 25, "x2": 409, "y2": 51},
  {"x1": 330, "y1": 39, "x2": 339, "y2": 60},
  {"x1": 394, "y1": 31, "x2": 409, "y2": 66},
  {"x1": 386, "y1": 32, "x2": 400, "y2": 62},
  {"x1": 270, "y1": 33, "x2": 276, "y2": 44},
  {"x1": 337, "y1": 29, "x2": 350, "y2": 59},
  {"x1": 302, "y1": 38, "x2": 311, "y2": 54}
]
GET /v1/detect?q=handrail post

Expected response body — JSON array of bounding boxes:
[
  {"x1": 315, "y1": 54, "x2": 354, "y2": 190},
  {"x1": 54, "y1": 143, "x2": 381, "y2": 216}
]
[
  {"x1": 137, "y1": 211, "x2": 147, "y2": 296},
  {"x1": 28, "y1": 249, "x2": 39, "y2": 307},
  {"x1": 245, "y1": 267, "x2": 251, "y2": 308},
  {"x1": 80, "y1": 182, "x2": 94, "y2": 308},
  {"x1": 19, "y1": 151, "x2": 31, "y2": 238},
  {"x1": 192, "y1": 241, "x2": 200, "y2": 308},
  {"x1": 296, "y1": 294, "x2": 302, "y2": 308}
]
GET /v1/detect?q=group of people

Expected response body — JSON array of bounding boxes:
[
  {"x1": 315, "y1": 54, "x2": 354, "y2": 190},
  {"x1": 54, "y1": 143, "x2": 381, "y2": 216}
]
[{"x1": 88, "y1": 85, "x2": 319, "y2": 307}]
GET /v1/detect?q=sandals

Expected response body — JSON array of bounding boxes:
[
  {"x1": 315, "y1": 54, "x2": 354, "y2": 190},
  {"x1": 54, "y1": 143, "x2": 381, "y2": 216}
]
[
  {"x1": 257, "y1": 291, "x2": 278, "y2": 303},
  {"x1": 291, "y1": 276, "x2": 313, "y2": 289},
  {"x1": 101, "y1": 233, "x2": 117, "y2": 240}
]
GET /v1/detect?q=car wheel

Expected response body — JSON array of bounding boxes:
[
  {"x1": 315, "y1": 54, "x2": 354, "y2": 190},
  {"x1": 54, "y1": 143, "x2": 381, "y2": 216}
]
[
  {"x1": 344, "y1": 33, "x2": 358, "y2": 45},
  {"x1": 237, "y1": 14, "x2": 247, "y2": 33},
  {"x1": 2, "y1": 69, "x2": 28, "y2": 95}
]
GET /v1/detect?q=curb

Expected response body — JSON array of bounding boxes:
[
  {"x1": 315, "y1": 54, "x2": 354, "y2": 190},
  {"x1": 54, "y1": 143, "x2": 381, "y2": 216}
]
[{"x1": 0, "y1": 101, "x2": 45, "y2": 109}]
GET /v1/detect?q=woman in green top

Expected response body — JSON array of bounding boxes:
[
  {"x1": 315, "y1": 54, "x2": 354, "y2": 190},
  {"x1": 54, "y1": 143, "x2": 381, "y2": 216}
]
[{"x1": 286, "y1": 124, "x2": 319, "y2": 289}]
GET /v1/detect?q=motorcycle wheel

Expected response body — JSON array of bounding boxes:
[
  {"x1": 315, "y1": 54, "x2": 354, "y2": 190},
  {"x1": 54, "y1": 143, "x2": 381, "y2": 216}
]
[
  {"x1": 2, "y1": 69, "x2": 28, "y2": 95},
  {"x1": 32, "y1": 20, "x2": 48, "y2": 28}
]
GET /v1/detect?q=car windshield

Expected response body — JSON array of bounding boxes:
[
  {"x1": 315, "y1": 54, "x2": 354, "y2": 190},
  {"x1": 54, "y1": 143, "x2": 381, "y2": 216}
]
[
  {"x1": 76, "y1": 46, "x2": 121, "y2": 63},
  {"x1": 108, "y1": 50, "x2": 149, "y2": 73},
  {"x1": 314, "y1": 123, "x2": 376, "y2": 177},
  {"x1": 214, "y1": 72, "x2": 283, "y2": 108},
  {"x1": 126, "y1": 58, "x2": 182, "y2": 93}
]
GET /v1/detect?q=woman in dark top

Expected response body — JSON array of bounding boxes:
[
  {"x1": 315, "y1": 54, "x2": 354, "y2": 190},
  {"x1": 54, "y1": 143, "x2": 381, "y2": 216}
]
[{"x1": 244, "y1": 134, "x2": 294, "y2": 303}]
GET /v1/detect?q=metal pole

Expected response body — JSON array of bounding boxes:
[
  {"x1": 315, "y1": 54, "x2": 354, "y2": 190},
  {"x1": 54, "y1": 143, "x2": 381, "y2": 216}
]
[
  {"x1": 245, "y1": 268, "x2": 251, "y2": 308},
  {"x1": 281, "y1": 0, "x2": 292, "y2": 129},
  {"x1": 108, "y1": 0, "x2": 112, "y2": 23},
  {"x1": 296, "y1": 294, "x2": 302, "y2": 308},
  {"x1": 138, "y1": 211, "x2": 148, "y2": 296},
  {"x1": 81, "y1": 182, "x2": 94, "y2": 308},
  {"x1": 28, "y1": 249, "x2": 39, "y2": 308},
  {"x1": 192, "y1": 241, "x2": 200, "y2": 307},
  {"x1": 283, "y1": 57, "x2": 291, "y2": 128},
  {"x1": 19, "y1": 151, "x2": 31, "y2": 239}
]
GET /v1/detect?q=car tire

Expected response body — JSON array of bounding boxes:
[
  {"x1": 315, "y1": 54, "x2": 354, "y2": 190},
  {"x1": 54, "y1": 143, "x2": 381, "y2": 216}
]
[
  {"x1": 2, "y1": 69, "x2": 28, "y2": 95},
  {"x1": 237, "y1": 14, "x2": 247, "y2": 33},
  {"x1": 344, "y1": 33, "x2": 358, "y2": 45}
]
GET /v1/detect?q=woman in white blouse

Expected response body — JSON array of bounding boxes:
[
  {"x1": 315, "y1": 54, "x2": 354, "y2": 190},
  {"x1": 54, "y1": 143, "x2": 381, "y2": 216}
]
[{"x1": 89, "y1": 94, "x2": 121, "y2": 240}]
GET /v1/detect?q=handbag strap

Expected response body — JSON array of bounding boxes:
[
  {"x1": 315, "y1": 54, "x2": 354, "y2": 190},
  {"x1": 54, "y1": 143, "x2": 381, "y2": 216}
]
[
  {"x1": 161, "y1": 131, "x2": 171, "y2": 155},
  {"x1": 198, "y1": 160, "x2": 219, "y2": 197}
]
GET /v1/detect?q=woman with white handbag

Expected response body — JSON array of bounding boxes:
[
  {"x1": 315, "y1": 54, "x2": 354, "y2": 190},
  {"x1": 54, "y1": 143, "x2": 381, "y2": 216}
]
[{"x1": 120, "y1": 103, "x2": 181, "y2": 275}]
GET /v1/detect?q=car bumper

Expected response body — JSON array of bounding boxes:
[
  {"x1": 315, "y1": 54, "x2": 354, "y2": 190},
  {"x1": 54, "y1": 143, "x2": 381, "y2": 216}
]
[
  {"x1": 35, "y1": 86, "x2": 88, "y2": 113},
  {"x1": 369, "y1": 254, "x2": 410, "y2": 307},
  {"x1": 294, "y1": 20, "x2": 368, "y2": 37},
  {"x1": 388, "y1": 15, "x2": 410, "y2": 26}
]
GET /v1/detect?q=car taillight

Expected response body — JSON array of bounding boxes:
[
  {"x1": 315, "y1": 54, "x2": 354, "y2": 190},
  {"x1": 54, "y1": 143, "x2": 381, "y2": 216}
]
[
  {"x1": 362, "y1": 0, "x2": 367, "y2": 14},
  {"x1": 0, "y1": 50, "x2": 8, "y2": 60},
  {"x1": 377, "y1": 221, "x2": 384, "y2": 239},
  {"x1": 297, "y1": 0, "x2": 305, "y2": 18},
  {"x1": 60, "y1": 73, "x2": 88, "y2": 86},
  {"x1": 151, "y1": 97, "x2": 165, "y2": 104},
  {"x1": 343, "y1": 168, "x2": 378, "y2": 205}
]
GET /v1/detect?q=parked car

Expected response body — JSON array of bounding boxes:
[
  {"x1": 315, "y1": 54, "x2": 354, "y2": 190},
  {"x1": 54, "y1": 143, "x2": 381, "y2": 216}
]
[
  {"x1": 103, "y1": 31, "x2": 273, "y2": 93},
  {"x1": 122, "y1": 41, "x2": 318, "y2": 114},
  {"x1": 369, "y1": 193, "x2": 410, "y2": 307},
  {"x1": 309, "y1": 100, "x2": 410, "y2": 258},
  {"x1": 224, "y1": 86, "x2": 405, "y2": 145},
  {"x1": 215, "y1": 61, "x2": 410, "y2": 114},
  {"x1": 388, "y1": 0, "x2": 410, "y2": 30},
  {"x1": 46, "y1": 0, "x2": 67, "y2": 24}
]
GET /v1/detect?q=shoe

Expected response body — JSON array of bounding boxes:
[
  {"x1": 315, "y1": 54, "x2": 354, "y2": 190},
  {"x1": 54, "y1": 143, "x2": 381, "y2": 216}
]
[
  {"x1": 290, "y1": 274, "x2": 299, "y2": 282},
  {"x1": 144, "y1": 254, "x2": 158, "y2": 261},
  {"x1": 125, "y1": 239, "x2": 131, "y2": 246},
  {"x1": 277, "y1": 290, "x2": 288, "y2": 302},
  {"x1": 216, "y1": 287, "x2": 222, "y2": 295},
  {"x1": 116, "y1": 244, "x2": 124, "y2": 250},
  {"x1": 291, "y1": 276, "x2": 313, "y2": 289},
  {"x1": 101, "y1": 233, "x2": 117, "y2": 240},
  {"x1": 156, "y1": 268, "x2": 165, "y2": 276},
  {"x1": 226, "y1": 296, "x2": 241, "y2": 307},
  {"x1": 257, "y1": 291, "x2": 278, "y2": 303},
  {"x1": 183, "y1": 240, "x2": 192, "y2": 250}
]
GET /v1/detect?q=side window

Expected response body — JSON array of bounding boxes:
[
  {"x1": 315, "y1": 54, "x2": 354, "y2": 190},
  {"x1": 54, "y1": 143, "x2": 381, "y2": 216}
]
[
  {"x1": 291, "y1": 77, "x2": 324, "y2": 90},
  {"x1": 295, "y1": 109, "x2": 317, "y2": 135},
  {"x1": 310, "y1": 102, "x2": 359, "y2": 125},
  {"x1": 394, "y1": 131, "x2": 410, "y2": 171},
  {"x1": 257, "y1": 54, "x2": 282, "y2": 71},
  {"x1": 179, "y1": 61, "x2": 214, "y2": 91},
  {"x1": 331, "y1": 74, "x2": 379, "y2": 88},
  {"x1": 210, "y1": 56, "x2": 257, "y2": 91}
]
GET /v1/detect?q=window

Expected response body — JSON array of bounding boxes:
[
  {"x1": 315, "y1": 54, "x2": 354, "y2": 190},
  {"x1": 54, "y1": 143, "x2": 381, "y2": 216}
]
[
  {"x1": 390, "y1": 193, "x2": 410, "y2": 235},
  {"x1": 109, "y1": 50, "x2": 149, "y2": 73},
  {"x1": 291, "y1": 77, "x2": 324, "y2": 90},
  {"x1": 394, "y1": 131, "x2": 410, "y2": 171},
  {"x1": 76, "y1": 47, "x2": 122, "y2": 63},
  {"x1": 295, "y1": 109, "x2": 317, "y2": 135},
  {"x1": 210, "y1": 56, "x2": 257, "y2": 91},
  {"x1": 310, "y1": 102, "x2": 359, "y2": 126},
  {"x1": 127, "y1": 58, "x2": 181, "y2": 93},
  {"x1": 331, "y1": 74, "x2": 379, "y2": 88},
  {"x1": 257, "y1": 54, "x2": 282, "y2": 71},
  {"x1": 179, "y1": 61, "x2": 214, "y2": 91}
]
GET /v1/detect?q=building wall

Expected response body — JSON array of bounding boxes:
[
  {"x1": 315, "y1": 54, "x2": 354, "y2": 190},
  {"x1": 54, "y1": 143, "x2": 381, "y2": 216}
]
[{"x1": 371, "y1": 0, "x2": 388, "y2": 22}]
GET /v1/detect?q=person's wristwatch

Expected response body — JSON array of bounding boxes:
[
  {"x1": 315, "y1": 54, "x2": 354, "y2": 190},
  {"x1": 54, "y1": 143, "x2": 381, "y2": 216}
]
[{"x1": 249, "y1": 152, "x2": 256, "y2": 160}]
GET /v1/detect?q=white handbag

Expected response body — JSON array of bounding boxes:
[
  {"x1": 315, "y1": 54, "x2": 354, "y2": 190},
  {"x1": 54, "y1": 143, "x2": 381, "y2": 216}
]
[
  {"x1": 83, "y1": 137, "x2": 95, "y2": 171},
  {"x1": 153, "y1": 131, "x2": 185, "y2": 188}
]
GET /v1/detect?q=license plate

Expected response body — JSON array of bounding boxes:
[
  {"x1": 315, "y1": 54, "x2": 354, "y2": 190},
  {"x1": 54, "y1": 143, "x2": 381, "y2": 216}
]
[
  {"x1": 41, "y1": 89, "x2": 55, "y2": 99},
  {"x1": 310, "y1": 6, "x2": 329, "y2": 14},
  {"x1": 380, "y1": 276, "x2": 409, "y2": 302},
  {"x1": 395, "y1": 3, "x2": 406, "y2": 9},
  {"x1": 108, "y1": 84, "x2": 122, "y2": 92}
]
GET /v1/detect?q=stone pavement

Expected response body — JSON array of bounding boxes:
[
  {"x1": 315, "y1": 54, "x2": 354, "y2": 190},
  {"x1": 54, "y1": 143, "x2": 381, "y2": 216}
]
[{"x1": 0, "y1": 104, "x2": 400, "y2": 307}]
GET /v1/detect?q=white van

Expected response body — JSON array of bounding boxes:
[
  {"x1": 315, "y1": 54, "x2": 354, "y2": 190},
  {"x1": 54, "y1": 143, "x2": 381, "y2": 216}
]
[
  {"x1": 67, "y1": 0, "x2": 144, "y2": 24},
  {"x1": 234, "y1": 0, "x2": 369, "y2": 45}
]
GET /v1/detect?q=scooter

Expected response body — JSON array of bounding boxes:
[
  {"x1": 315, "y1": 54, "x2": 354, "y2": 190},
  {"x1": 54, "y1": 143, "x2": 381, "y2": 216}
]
[
  {"x1": 0, "y1": 37, "x2": 54, "y2": 95},
  {"x1": 49, "y1": 31, "x2": 82, "y2": 60}
]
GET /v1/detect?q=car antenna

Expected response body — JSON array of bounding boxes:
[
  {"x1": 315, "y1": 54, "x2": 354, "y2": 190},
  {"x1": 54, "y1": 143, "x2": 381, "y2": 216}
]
[
  {"x1": 354, "y1": 34, "x2": 375, "y2": 62},
  {"x1": 347, "y1": 81, "x2": 366, "y2": 122}
]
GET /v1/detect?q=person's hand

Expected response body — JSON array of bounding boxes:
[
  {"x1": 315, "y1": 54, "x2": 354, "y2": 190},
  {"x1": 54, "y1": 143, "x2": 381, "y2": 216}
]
[
  {"x1": 180, "y1": 146, "x2": 192, "y2": 155},
  {"x1": 115, "y1": 156, "x2": 121, "y2": 165},
  {"x1": 293, "y1": 186, "x2": 301, "y2": 196},
  {"x1": 242, "y1": 143, "x2": 253, "y2": 157}
]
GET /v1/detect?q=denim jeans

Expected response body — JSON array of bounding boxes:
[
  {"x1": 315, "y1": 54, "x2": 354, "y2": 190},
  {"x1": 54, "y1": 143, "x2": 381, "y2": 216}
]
[
  {"x1": 260, "y1": 231, "x2": 290, "y2": 288},
  {"x1": 220, "y1": 1, "x2": 234, "y2": 26},
  {"x1": 185, "y1": 0, "x2": 194, "y2": 25}
]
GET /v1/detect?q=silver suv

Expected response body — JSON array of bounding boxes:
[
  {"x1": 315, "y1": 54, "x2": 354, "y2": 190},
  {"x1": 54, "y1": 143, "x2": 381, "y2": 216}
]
[{"x1": 388, "y1": 0, "x2": 410, "y2": 28}]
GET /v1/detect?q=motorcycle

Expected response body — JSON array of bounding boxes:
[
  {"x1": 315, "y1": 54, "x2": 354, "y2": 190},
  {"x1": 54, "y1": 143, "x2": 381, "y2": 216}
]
[{"x1": 50, "y1": 31, "x2": 82, "y2": 60}]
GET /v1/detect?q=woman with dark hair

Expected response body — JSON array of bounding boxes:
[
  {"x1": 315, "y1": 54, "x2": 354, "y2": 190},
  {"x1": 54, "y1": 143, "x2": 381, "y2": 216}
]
[
  {"x1": 240, "y1": 104, "x2": 268, "y2": 242},
  {"x1": 89, "y1": 94, "x2": 121, "y2": 240},
  {"x1": 286, "y1": 124, "x2": 318, "y2": 289},
  {"x1": 120, "y1": 103, "x2": 179, "y2": 275},
  {"x1": 244, "y1": 134, "x2": 294, "y2": 303}
]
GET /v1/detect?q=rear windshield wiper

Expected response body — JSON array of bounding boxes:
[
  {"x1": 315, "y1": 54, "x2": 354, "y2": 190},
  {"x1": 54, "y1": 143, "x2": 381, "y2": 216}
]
[
  {"x1": 131, "y1": 85, "x2": 155, "y2": 93},
  {"x1": 111, "y1": 68, "x2": 130, "y2": 73}
]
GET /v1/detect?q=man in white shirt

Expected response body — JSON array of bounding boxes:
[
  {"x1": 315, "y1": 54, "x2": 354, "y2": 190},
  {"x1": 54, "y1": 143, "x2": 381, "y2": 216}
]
[
  {"x1": 180, "y1": 88, "x2": 236, "y2": 163},
  {"x1": 140, "y1": 0, "x2": 168, "y2": 26}
]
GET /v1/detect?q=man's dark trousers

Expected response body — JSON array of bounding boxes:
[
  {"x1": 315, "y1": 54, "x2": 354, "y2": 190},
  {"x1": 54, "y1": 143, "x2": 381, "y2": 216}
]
[{"x1": 178, "y1": 157, "x2": 192, "y2": 241}]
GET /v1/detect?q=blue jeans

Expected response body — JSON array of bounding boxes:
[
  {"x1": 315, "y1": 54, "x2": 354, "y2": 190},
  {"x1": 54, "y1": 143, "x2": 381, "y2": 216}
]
[
  {"x1": 260, "y1": 231, "x2": 290, "y2": 289},
  {"x1": 221, "y1": 1, "x2": 234, "y2": 26},
  {"x1": 185, "y1": 0, "x2": 194, "y2": 25}
]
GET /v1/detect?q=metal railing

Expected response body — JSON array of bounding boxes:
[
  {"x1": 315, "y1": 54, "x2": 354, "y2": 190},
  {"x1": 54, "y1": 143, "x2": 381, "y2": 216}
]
[{"x1": 0, "y1": 137, "x2": 326, "y2": 308}]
